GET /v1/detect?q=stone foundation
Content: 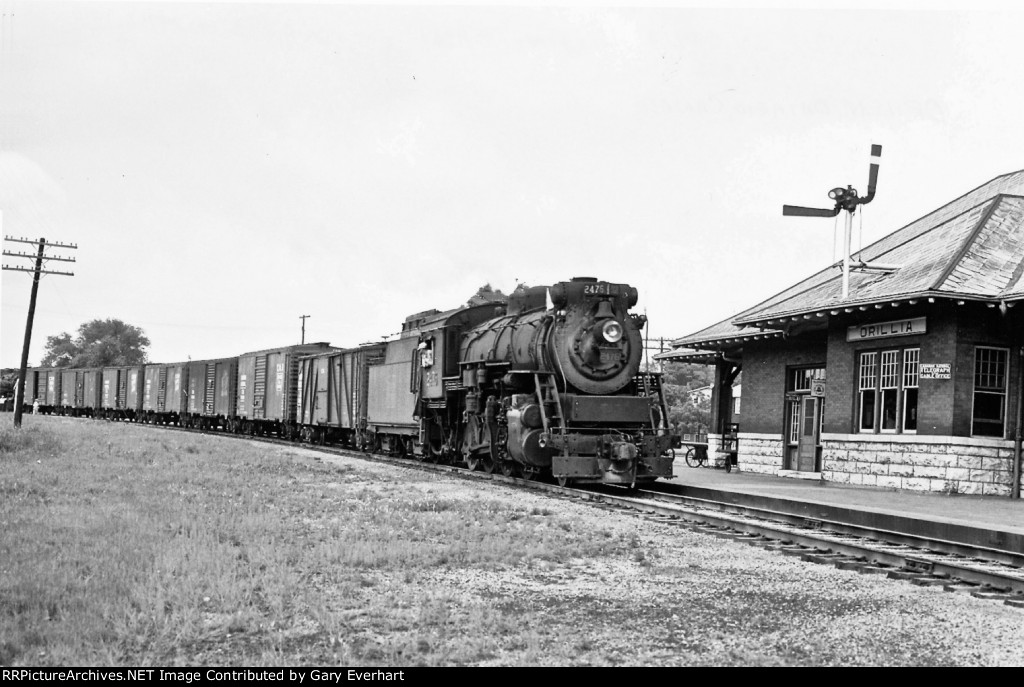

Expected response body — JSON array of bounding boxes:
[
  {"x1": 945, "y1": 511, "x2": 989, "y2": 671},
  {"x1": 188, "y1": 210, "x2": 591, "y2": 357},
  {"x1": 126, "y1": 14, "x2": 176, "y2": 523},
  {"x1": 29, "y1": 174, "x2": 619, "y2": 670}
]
[
  {"x1": 729, "y1": 432, "x2": 1019, "y2": 495},
  {"x1": 821, "y1": 433, "x2": 1017, "y2": 496},
  {"x1": 733, "y1": 433, "x2": 785, "y2": 475}
]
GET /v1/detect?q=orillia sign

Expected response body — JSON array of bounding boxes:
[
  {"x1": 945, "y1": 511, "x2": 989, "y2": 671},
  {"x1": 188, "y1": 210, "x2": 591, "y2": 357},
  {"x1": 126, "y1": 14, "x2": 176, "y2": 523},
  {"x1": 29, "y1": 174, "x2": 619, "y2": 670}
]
[{"x1": 847, "y1": 317, "x2": 926, "y2": 342}]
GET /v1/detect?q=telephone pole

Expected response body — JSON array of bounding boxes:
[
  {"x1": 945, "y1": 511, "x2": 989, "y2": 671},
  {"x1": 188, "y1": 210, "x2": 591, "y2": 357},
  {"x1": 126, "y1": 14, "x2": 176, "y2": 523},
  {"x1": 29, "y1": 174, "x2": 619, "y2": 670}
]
[
  {"x1": 299, "y1": 314, "x2": 310, "y2": 344},
  {"x1": 3, "y1": 233, "x2": 77, "y2": 427}
]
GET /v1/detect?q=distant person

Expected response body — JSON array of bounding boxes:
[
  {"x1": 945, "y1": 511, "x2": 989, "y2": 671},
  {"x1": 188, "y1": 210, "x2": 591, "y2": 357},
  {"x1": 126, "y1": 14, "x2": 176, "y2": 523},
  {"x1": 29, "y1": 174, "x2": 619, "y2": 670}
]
[
  {"x1": 32, "y1": 398, "x2": 40, "y2": 415},
  {"x1": 0, "y1": 395, "x2": 6, "y2": 412}
]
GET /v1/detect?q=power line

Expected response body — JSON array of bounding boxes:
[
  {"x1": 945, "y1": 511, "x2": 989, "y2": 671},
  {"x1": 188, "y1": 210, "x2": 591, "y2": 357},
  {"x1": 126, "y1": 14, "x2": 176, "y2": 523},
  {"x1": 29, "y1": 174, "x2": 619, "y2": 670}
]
[{"x1": 3, "y1": 231, "x2": 77, "y2": 428}]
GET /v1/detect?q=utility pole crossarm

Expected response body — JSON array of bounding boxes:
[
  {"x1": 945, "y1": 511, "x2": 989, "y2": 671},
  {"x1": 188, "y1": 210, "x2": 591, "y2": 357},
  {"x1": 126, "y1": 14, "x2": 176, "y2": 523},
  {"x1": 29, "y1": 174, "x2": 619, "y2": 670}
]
[
  {"x1": 2, "y1": 265, "x2": 75, "y2": 276},
  {"x1": 3, "y1": 250, "x2": 77, "y2": 262},
  {"x1": 3, "y1": 235, "x2": 78, "y2": 428},
  {"x1": 3, "y1": 236, "x2": 78, "y2": 249}
]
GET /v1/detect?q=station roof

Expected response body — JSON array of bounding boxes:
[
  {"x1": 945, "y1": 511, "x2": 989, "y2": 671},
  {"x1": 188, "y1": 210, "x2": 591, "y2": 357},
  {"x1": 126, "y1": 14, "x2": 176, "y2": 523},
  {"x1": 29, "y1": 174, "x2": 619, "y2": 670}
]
[{"x1": 675, "y1": 169, "x2": 1024, "y2": 350}]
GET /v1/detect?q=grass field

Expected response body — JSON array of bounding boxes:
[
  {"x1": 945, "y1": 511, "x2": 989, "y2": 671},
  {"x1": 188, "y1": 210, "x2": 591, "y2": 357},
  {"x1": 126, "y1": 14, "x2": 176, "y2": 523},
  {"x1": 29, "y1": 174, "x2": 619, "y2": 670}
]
[
  {"x1": 0, "y1": 415, "x2": 640, "y2": 666},
  {"x1": 3, "y1": 414, "x2": 1024, "y2": 667}
]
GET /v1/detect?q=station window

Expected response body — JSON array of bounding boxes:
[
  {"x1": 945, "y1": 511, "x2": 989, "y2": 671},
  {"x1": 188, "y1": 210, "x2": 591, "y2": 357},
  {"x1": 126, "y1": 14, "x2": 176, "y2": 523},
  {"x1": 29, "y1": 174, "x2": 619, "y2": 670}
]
[
  {"x1": 902, "y1": 348, "x2": 919, "y2": 433},
  {"x1": 789, "y1": 367, "x2": 825, "y2": 392},
  {"x1": 879, "y1": 350, "x2": 899, "y2": 431},
  {"x1": 972, "y1": 346, "x2": 1008, "y2": 437},
  {"x1": 858, "y1": 352, "x2": 877, "y2": 431},
  {"x1": 858, "y1": 347, "x2": 919, "y2": 434}
]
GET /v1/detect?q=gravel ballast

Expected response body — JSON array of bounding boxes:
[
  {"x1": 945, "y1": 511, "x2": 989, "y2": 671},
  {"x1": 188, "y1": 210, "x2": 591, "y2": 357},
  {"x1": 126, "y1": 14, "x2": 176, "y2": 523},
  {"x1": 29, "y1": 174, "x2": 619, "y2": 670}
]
[{"x1": 310, "y1": 452, "x2": 1024, "y2": 667}]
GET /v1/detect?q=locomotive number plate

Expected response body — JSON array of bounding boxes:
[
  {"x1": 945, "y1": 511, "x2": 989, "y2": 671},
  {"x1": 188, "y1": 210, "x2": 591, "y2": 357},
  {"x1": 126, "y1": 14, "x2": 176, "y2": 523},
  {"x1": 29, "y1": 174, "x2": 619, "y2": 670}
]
[
  {"x1": 583, "y1": 282, "x2": 610, "y2": 296},
  {"x1": 599, "y1": 349, "x2": 619, "y2": 364}
]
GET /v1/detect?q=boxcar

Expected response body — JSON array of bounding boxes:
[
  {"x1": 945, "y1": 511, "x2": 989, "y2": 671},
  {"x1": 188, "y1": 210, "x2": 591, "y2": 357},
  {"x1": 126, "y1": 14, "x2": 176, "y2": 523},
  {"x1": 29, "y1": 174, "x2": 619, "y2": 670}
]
[
  {"x1": 100, "y1": 365, "x2": 145, "y2": 420},
  {"x1": 38, "y1": 367, "x2": 61, "y2": 413},
  {"x1": 59, "y1": 369, "x2": 77, "y2": 413},
  {"x1": 233, "y1": 343, "x2": 335, "y2": 437},
  {"x1": 21, "y1": 368, "x2": 40, "y2": 411},
  {"x1": 100, "y1": 366, "x2": 120, "y2": 413},
  {"x1": 80, "y1": 369, "x2": 103, "y2": 417},
  {"x1": 51, "y1": 368, "x2": 99, "y2": 416},
  {"x1": 123, "y1": 365, "x2": 144, "y2": 420},
  {"x1": 55, "y1": 368, "x2": 100, "y2": 417},
  {"x1": 296, "y1": 342, "x2": 386, "y2": 445},
  {"x1": 141, "y1": 362, "x2": 189, "y2": 425},
  {"x1": 182, "y1": 357, "x2": 238, "y2": 429}
]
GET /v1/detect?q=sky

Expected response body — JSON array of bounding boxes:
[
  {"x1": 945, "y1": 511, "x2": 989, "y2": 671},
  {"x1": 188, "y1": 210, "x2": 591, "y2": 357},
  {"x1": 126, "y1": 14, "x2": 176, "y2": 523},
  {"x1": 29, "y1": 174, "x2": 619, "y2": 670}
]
[{"x1": 2, "y1": 0, "x2": 1024, "y2": 367}]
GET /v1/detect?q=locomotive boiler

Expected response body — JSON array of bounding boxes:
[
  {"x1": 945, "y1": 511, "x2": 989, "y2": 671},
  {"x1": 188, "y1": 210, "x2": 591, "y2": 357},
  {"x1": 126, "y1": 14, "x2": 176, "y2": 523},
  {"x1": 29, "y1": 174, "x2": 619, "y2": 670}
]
[{"x1": 415, "y1": 277, "x2": 677, "y2": 486}]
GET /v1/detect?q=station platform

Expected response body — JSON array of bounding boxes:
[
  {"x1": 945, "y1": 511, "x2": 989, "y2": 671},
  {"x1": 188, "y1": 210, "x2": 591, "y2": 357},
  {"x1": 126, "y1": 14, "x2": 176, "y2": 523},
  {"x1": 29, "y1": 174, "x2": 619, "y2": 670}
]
[{"x1": 666, "y1": 465, "x2": 1024, "y2": 554}]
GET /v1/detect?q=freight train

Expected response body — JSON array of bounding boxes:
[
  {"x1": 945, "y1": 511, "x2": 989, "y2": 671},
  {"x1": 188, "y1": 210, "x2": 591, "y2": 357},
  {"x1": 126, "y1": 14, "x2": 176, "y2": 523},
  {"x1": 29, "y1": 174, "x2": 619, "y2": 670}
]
[{"x1": 14, "y1": 277, "x2": 678, "y2": 486}]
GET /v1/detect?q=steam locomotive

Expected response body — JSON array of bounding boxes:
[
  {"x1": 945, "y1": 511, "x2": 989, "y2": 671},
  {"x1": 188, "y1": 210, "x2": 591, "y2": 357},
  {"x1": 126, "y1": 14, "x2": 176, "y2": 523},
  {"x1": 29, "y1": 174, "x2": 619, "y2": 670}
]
[
  {"x1": 414, "y1": 277, "x2": 677, "y2": 486},
  {"x1": 20, "y1": 277, "x2": 679, "y2": 487}
]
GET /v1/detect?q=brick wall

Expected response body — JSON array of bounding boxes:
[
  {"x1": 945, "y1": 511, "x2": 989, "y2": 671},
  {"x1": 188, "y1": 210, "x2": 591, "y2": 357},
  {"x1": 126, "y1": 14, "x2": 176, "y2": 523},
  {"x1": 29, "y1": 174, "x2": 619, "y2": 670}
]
[
  {"x1": 739, "y1": 337, "x2": 827, "y2": 435},
  {"x1": 953, "y1": 308, "x2": 1020, "y2": 438},
  {"x1": 824, "y1": 304, "x2": 954, "y2": 435}
]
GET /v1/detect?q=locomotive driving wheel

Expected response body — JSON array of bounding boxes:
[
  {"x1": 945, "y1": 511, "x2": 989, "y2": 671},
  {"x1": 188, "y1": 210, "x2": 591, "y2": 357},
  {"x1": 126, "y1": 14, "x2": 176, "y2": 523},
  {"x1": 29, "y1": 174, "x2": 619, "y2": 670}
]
[
  {"x1": 480, "y1": 455, "x2": 495, "y2": 474},
  {"x1": 465, "y1": 453, "x2": 480, "y2": 471},
  {"x1": 520, "y1": 465, "x2": 539, "y2": 481},
  {"x1": 500, "y1": 461, "x2": 516, "y2": 477}
]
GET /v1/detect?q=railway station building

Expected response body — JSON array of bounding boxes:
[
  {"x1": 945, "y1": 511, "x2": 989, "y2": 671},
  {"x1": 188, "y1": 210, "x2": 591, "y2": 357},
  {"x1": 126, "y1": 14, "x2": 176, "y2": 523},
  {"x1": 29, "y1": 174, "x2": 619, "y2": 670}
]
[{"x1": 662, "y1": 170, "x2": 1024, "y2": 497}]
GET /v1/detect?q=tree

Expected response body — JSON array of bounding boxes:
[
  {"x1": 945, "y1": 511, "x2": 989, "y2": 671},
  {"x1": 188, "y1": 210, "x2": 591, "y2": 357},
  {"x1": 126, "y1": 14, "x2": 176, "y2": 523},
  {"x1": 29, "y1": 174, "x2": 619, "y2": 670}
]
[
  {"x1": 466, "y1": 283, "x2": 508, "y2": 307},
  {"x1": 0, "y1": 369, "x2": 16, "y2": 397},
  {"x1": 661, "y1": 361, "x2": 714, "y2": 388},
  {"x1": 660, "y1": 362, "x2": 716, "y2": 436},
  {"x1": 40, "y1": 332, "x2": 77, "y2": 367},
  {"x1": 40, "y1": 319, "x2": 150, "y2": 367}
]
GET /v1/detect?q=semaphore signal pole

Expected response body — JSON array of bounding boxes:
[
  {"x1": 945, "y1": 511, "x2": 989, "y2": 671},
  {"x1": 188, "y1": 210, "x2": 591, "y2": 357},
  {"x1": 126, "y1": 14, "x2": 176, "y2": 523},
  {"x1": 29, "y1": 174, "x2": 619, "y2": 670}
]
[
  {"x1": 299, "y1": 314, "x2": 310, "y2": 345},
  {"x1": 3, "y1": 232, "x2": 77, "y2": 428}
]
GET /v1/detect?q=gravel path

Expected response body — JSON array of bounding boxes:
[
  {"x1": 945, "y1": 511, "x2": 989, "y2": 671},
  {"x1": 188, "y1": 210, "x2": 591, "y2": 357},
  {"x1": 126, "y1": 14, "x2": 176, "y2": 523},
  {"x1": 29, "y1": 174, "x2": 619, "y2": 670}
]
[{"x1": 336, "y1": 457, "x2": 1024, "y2": 667}]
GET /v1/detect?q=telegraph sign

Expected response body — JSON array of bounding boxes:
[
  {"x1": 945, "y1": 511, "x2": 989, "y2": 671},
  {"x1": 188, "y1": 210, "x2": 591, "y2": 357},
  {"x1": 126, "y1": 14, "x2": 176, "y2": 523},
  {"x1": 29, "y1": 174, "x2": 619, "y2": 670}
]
[
  {"x1": 920, "y1": 363, "x2": 951, "y2": 380},
  {"x1": 810, "y1": 380, "x2": 826, "y2": 397}
]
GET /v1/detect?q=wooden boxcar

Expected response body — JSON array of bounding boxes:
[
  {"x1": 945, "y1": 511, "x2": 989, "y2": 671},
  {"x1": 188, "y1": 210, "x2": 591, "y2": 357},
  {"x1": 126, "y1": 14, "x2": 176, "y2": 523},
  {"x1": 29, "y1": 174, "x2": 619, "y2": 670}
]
[
  {"x1": 183, "y1": 357, "x2": 238, "y2": 429},
  {"x1": 141, "y1": 362, "x2": 189, "y2": 424},
  {"x1": 296, "y1": 343, "x2": 386, "y2": 445},
  {"x1": 233, "y1": 343, "x2": 335, "y2": 437}
]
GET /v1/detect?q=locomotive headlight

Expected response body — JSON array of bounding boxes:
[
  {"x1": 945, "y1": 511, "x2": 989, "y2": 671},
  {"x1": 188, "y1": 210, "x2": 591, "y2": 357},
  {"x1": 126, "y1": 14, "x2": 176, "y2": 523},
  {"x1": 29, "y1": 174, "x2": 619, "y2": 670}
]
[{"x1": 601, "y1": 320, "x2": 624, "y2": 343}]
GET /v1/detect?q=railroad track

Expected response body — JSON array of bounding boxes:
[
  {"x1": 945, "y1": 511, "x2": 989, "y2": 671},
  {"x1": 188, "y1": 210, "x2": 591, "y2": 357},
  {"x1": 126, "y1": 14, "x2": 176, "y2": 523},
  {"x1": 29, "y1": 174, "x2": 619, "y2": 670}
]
[
  {"x1": 317, "y1": 440, "x2": 1024, "y2": 607},
  {"x1": 582, "y1": 484, "x2": 1024, "y2": 607},
  {"x1": 100, "y1": 419, "x2": 1024, "y2": 608}
]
